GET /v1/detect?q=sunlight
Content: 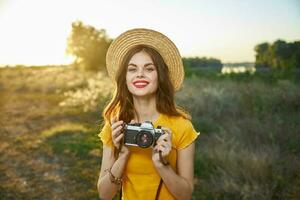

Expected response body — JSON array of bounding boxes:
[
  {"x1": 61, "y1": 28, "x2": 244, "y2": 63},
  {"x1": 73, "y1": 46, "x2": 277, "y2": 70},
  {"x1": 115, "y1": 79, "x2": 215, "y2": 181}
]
[
  {"x1": 0, "y1": 0, "x2": 299, "y2": 65},
  {"x1": 0, "y1": 0, "x2": 75, "y2": 65}
]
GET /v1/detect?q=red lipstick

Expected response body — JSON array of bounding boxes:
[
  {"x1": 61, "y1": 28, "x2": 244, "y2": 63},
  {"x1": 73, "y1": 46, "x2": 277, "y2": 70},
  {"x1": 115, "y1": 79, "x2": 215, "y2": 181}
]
[{"x1": 133, "y1": 80, "x2": 149, "y2": 88}]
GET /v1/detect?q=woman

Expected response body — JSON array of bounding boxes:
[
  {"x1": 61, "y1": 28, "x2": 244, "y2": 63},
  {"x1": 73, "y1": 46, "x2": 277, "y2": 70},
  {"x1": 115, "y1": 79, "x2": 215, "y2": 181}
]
[{"x1": 97, "y1": 28, "x2": 199, "y2": 200}]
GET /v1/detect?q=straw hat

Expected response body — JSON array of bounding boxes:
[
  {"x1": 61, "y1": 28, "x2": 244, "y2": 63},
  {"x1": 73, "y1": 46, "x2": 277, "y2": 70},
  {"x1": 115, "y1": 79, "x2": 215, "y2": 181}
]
[{"x1": 105, "y1": 28, "x2": 184, "y2": 91}]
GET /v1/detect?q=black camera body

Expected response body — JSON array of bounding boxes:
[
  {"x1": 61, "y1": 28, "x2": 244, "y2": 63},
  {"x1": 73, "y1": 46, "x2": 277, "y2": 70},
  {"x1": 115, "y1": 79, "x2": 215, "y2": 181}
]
[{"x1": 123, "y1": 121, "x2": 164, "y2": 148}]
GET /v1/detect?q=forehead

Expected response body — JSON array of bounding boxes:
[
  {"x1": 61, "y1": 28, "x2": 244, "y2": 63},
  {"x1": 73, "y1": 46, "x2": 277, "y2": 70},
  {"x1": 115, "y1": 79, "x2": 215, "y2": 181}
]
[{"x1": 129, "y1": 51, "x2": 153, "y2": 63}]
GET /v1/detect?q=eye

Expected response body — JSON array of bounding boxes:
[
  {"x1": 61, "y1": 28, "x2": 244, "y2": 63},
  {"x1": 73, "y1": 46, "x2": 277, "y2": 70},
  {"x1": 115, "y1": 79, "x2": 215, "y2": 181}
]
[
  {"x1": 146, "y1": 67, "x2": 155, "y2": 72},
  {"x1": 127, "y1": 67, "x2": 137, "y2": 72}
]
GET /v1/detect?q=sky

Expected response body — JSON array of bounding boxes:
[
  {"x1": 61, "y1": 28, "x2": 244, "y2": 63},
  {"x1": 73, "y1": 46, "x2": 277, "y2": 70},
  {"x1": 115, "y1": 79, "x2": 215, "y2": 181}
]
[{"x1": 0, "y1": 0, "x2": 299, "y2": 65}]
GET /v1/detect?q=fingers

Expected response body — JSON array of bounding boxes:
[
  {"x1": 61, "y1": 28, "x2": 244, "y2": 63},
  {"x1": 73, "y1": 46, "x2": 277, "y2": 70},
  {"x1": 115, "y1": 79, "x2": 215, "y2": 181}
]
[
  {"x1": 111, "y1": 120, "x2": 123, "y2": 130},
  {"x1": 154, "y1": 143, "x2": 171, "y2": 157},
  {"x1": 110, "y1": 117, "x2": 135, "y2": 148},
  {"x1": 114, "y1": 132, "x2": 124, "y2": 144},
  {"x1": 155, "y1": 137, "x2": 172, "y2": 151},
  {"x1": 162, "y1": 127, "x2": 172, "y2": 138},
  {"x1": 110, "y1": 116, "x2": 125, "y2": 148},
  {"x1": 112, "y1": 125, "x2": 123, "y2": 139},
  {"x1": 156, "y1": 137, "x2": 170, "y2": 146},
  {"x1": 159, "y1": 133, "x2": 170, "y2": 141},
  {"x1": 154, "y1": 127, "x2": 172, "y2": 156},
  {"x1": 155, "y1": 141, "x2": 171, "y2": 151},
  {"x1": 156, "y1": 130, "x2": 171, "y2": 144}
]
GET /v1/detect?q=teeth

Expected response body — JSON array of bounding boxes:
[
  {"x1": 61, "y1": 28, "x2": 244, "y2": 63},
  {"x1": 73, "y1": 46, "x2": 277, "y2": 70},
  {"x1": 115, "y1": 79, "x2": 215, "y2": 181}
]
[{"x1": 134, "y1": 82, "x2": 148, "y2": 86}]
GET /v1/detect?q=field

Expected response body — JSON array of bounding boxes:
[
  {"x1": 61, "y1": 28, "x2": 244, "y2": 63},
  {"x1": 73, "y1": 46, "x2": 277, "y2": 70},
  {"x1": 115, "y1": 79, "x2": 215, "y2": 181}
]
[{"x1": 0, "y1": 66, "x2": 299, "y2": 200}]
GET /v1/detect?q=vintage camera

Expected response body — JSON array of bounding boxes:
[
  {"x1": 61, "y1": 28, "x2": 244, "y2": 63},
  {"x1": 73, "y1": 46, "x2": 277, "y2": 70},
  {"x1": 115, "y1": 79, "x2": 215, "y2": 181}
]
[{"x1": 123, "y1": 121, "x2": 164, "y2": 148}]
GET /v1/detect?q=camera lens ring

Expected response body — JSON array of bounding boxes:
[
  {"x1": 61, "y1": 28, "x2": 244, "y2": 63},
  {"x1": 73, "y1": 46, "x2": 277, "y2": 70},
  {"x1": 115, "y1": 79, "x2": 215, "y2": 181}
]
[{"x1": 136, "y1": 130, "x2": 153, "y2": 148}]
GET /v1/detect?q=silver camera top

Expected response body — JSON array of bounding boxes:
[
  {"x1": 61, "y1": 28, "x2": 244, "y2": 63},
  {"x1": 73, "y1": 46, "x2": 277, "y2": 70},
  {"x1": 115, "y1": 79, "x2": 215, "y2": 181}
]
[{"x1": 125, "y1": 121, "x2": 155, "y2": 131}]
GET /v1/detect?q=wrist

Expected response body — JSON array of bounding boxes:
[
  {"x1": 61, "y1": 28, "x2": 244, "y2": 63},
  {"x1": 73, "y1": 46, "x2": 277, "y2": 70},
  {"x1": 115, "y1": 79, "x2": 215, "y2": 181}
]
[
  {"x1": 106, "y1": 167, "x2": 122, "y2": 185},
  {"x1": 153, "y1": 159, "x2": 164, "y2": 168},
  {"x1": 153, "y1": 151, "x2": 169, "y2": 167},
  {"x1": 153, "y1": 158, "x2": 169, "y2": 169},
  {"x1": 153, "y1": 159, "x2": 170, "y2": 170},
  {"x1": 159, "y1": 151, "x2": 170, "y2": 166}
]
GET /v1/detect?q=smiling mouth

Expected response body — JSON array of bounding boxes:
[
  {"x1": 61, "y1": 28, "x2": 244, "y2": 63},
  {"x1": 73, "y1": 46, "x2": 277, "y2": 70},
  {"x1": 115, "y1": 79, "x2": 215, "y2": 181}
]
[{"x1": 133, "y1": 81, "x2": 149, "y2": 88}]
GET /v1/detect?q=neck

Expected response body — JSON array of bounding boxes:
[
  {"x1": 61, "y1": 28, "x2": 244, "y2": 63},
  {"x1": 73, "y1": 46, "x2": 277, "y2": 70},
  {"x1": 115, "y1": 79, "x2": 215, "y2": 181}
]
[{"x1": 133, "y1": 95, "x2": 159, "y2": 123}]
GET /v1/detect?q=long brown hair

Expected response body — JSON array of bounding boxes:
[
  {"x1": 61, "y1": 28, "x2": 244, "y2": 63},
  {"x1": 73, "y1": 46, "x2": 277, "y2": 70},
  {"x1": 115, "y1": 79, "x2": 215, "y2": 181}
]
[{"x1": 103, "y1": 45, "x2": 190, "y2": 124}]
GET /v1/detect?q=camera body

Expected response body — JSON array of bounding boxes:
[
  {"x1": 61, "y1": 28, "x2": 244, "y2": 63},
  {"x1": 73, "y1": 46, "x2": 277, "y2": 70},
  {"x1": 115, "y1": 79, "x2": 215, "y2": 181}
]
[{"x1": 123, "y1": 121, "x2": 164, "y2": 148}]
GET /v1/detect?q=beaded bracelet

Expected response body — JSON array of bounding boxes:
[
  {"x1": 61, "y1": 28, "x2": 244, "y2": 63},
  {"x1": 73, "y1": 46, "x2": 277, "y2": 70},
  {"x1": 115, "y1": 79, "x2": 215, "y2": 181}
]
[{"x1": 105, "y1": 168, "x2": 122, "y2": 185}]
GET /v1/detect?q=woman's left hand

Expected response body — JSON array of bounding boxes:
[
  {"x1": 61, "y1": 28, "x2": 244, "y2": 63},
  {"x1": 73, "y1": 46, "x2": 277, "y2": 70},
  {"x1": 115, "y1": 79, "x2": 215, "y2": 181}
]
[{"x1": 152, "y1": 127, "x2": 172, "y2": 166}]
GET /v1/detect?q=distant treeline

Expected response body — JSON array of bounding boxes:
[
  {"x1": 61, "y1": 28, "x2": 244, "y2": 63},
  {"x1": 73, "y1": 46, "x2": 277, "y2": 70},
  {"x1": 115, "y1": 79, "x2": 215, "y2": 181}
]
[
  {"x1": 62, "y1": 21, "x2": 300, "y2": 71},
  {"x1": 223, "y1": 62, "x2": 254, "y2": 67},
  {"x1": 255, "y1": 40, "x2": 300, "y2": 69},
  {"x1": 182, "y1": 57, "x2": 223, "y2": 68}
]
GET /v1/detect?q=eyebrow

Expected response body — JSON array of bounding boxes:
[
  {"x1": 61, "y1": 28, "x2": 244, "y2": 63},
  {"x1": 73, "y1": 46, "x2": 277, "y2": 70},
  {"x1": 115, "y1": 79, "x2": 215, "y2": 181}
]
[{"x1": 128, "y1": 62, "x2": 154, "y2": 67}]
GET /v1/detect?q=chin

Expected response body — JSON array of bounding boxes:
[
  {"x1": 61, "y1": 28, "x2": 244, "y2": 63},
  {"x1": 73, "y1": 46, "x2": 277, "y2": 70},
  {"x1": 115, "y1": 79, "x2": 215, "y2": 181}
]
[{"x1": 132, "y1": 91, "x2": 156, "y2": 98}]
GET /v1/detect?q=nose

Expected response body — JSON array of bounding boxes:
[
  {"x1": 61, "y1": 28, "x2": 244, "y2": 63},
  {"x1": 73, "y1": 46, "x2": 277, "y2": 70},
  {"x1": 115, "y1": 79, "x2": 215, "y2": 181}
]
[{"x1": 136, "y1": 68, "x2": 145, "y2": 78}]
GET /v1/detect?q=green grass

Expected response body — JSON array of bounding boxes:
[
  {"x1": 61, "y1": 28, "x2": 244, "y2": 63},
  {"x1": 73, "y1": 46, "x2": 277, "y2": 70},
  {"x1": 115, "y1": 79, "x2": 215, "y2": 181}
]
[
  {"x1": 39, "y1": 123, "x2": 102, "y2": 199},
  {"x1": 176, "y1": 74, "x2": 300, "y2": 199},
  {"x1": 46, "y1": 130, "x2": 97, "y2": 157}
]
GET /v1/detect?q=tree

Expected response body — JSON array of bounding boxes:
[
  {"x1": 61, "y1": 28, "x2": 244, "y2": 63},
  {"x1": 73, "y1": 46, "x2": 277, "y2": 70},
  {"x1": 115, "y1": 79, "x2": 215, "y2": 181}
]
[
  {"x1": 270, "y1": 40, "x2": 291, "y2": 69},
  {"x1": 290, "y1": 41, "x2": 300, "y2": 68},
  {"x1": 254, "y1": 42, "x2": 270, "y2": 68},
  {"x1": 254, "y1": 40, "x2": 300, "y2": 69},
  {"x1": 66, "y1": 21, "x2": 112, "y2": 71}
]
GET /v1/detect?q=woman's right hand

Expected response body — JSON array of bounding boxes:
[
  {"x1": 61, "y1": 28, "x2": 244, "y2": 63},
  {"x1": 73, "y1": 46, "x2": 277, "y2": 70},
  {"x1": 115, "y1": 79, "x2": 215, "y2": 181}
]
[{"x1": 111, "y1": 117, "x2": 131, "y2": 157}]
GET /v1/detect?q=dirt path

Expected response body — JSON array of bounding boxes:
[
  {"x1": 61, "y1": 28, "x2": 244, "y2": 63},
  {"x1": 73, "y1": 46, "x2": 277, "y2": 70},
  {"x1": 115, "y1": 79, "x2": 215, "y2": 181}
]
[{"x1": 0, "y1": 90, "x2": 100, "y2": 199}]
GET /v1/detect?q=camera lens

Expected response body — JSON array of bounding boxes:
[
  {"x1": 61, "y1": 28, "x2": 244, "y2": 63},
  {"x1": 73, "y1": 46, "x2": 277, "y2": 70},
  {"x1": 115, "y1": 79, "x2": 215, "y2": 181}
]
[{"x1": 136, "y1": 131, "x2": 153, "y2": 148}]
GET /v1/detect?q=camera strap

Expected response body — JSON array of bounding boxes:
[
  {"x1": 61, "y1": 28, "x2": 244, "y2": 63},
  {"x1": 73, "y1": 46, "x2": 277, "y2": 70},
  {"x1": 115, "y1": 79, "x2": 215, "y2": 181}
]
[
  {"x1": 155, "y1": 178, "x2": 163, "y2": 200},
  {"x1": 119, "y1": 178, "x2": 163, "y2": 200}
]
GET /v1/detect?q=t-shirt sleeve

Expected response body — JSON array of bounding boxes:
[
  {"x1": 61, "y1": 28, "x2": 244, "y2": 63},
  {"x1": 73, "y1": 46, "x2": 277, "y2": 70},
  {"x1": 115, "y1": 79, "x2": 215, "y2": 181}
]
[
  {"x1": 98, "y1": 122, "x2": 114, "y2": 147},
  {"x1": 176, "y1": 120, "x2": 200, "y2": 150}
]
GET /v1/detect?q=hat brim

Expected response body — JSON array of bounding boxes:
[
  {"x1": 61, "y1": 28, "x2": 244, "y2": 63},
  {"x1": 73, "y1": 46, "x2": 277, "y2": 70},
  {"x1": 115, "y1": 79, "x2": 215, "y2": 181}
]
[{"x1": 106, "y1": 28, "x2": 184, "y2": 91}]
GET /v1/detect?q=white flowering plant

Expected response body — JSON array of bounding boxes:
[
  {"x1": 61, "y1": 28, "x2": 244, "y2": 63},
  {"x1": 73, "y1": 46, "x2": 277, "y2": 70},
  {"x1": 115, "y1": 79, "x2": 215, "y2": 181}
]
[{"x1": 59, "y1": 72, "x2": 114, "y2": 112}]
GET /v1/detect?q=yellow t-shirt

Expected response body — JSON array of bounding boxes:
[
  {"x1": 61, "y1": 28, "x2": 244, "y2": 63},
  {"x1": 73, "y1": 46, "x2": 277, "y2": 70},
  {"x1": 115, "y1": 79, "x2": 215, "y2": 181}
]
[{"x1": 98, "y1": 113, "x2": 200, "y2": 200}]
